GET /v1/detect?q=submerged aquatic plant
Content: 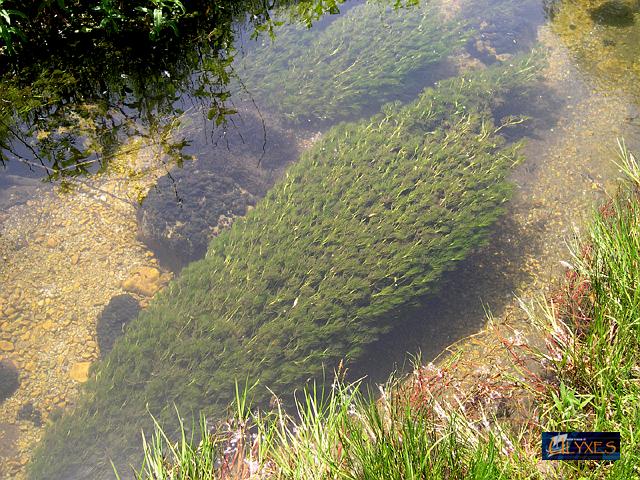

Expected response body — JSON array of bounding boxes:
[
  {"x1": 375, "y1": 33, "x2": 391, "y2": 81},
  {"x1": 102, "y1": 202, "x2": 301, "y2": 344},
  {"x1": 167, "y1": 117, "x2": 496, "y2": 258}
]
[
  {"x1": 238, "y1": 0, "x2": 469, "y2": 124},
  {"x1": 29, "y1": 57, "x2": 540, "y2": 479}
]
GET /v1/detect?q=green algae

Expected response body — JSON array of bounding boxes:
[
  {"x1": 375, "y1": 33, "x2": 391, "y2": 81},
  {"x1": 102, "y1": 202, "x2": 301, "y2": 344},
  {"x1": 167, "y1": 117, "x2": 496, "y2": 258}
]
[
  {"x1": 548, "y1": 0, "x2": 640, "y2": 100},
  {"x1": 29, "y1": 57, "x2": 541, "y2": 479},
  {"x1": 238, "y1": 0, "x2": 469, "y2": 124}
]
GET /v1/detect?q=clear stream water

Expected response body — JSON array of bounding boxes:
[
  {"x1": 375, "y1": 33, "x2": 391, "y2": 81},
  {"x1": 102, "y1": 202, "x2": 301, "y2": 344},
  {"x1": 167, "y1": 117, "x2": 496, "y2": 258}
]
[{"x1": 1, "y1": 0, "x2": 640, "y2": 477}]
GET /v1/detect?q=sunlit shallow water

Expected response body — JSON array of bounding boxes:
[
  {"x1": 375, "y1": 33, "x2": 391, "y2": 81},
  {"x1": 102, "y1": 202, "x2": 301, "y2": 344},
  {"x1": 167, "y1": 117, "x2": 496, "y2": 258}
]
[{"x1": 1, "y1": 0, "x2": 640, "y2": 478}]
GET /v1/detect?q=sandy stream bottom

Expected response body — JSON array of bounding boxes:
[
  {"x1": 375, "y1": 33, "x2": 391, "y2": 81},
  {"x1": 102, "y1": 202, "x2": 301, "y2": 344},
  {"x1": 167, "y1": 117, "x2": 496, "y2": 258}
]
[
  {"x1": 0, "y1": 141, "x2": 176, "y2": 478},
  {"x1": 1, "y1": 24, "x2": 640, "y2": 480}
]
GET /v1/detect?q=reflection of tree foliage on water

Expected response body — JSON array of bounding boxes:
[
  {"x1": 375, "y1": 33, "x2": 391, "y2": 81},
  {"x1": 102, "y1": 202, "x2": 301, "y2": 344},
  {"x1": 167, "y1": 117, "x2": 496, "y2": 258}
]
[
  {"x1": 0, "y1": 0, "x2": 348, "y2": 182},
  {"x1": 0, "y1": 35, "x2": 229, "y2": 181}
]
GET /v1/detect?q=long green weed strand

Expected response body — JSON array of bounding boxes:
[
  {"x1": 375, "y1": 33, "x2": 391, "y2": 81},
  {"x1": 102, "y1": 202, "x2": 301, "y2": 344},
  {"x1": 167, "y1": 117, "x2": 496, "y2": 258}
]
[{"x1": 238, "y1": 0, "x2": 469, "y2": 124}]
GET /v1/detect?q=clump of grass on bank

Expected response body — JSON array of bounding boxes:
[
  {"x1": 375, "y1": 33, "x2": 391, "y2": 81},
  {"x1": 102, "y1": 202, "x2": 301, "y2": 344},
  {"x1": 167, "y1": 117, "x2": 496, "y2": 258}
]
[
  {"x1": 29, "y1": 58, "x2": 540, "y2": 480},
  {"x1": 531, "y1": 141, "x2": 640, "y2": 479},
  {"x1": 124, "y1": 376, "x2": 522, "y2": 480},
  {"x1": 239, "y1": 0, "x2": 468, "y2": 124}
]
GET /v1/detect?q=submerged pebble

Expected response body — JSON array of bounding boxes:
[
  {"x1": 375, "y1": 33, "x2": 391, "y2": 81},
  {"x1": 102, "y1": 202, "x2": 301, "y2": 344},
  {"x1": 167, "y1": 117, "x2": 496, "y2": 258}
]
[
  {"x1": 69, "y1": 362, "x2": 92, "y2": 383},
  {"x1": 121, "y1": 266, "x2": 167, "y2": 297}
]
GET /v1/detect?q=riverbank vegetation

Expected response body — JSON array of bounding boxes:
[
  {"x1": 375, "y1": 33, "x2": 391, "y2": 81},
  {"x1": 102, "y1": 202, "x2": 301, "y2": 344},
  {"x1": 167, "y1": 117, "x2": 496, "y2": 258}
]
[
  {"x1": 28, "y1": 57, "x2": 541, "y2": 479},
  {"x1": 533, "y1": 141, "x2": 640, "y2": 478},
  {"x1": 116, "y1": 144, "x2": 640, "y2": 480},
  {"x1": 124, "y1": 375, "x2": 520, "y2": 480}
]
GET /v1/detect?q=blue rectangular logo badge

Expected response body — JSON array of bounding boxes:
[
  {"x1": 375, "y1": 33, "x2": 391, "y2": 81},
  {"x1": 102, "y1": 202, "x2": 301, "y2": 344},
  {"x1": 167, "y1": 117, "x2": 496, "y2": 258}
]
[{"x1": 542, "y1": 432, "x2": 620, "y2": 460}]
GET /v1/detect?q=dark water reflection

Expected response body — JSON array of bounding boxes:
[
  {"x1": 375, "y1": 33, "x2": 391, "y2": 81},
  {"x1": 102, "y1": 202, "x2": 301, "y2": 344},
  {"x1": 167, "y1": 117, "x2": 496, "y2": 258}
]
[{"x1": 0, "y1": 0, "x2": 339, "y2": 182}]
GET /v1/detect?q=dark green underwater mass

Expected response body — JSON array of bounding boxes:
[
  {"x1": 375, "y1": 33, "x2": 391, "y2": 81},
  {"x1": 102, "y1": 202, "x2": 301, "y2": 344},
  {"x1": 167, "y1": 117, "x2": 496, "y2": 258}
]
[
  {"x1": 238, "y1": 0, "x2": 468, "y2": 124},
  {"x1": 29, "y1": 58, "x2": 540, "y2": 479}
]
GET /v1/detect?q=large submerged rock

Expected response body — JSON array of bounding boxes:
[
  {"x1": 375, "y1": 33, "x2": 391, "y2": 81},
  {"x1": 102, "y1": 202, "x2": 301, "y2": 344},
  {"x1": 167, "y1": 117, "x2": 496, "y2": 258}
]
[
  {"x1": 137, "y1": 110, "x2": 298, "y2": 271},
  {"x1": 463, "y1": 0, "x2": 544, "y2": 63},
  {"x1": 590, "y1": 0, "x2": 638, "y2": 26}
]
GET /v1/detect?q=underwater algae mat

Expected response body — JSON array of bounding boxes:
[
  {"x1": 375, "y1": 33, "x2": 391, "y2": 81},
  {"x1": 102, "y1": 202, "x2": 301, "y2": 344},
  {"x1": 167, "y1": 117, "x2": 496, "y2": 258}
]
[
  {"x1": 28, "y1": 58, "x2": 541, "y2": 479},
  {"x1": 238, "y1": 0, "x2": 468, "y2": 124}
]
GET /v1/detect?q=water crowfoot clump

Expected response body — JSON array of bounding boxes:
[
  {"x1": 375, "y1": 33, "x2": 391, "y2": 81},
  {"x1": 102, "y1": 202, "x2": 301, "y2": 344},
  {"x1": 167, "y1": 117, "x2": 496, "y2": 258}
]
[
  {"x1": 238, "y1": 0, "x2": 468, "y2": 124},
  {"x1": 29, "y1": 57, "x2": 540, "y2": 479}
]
